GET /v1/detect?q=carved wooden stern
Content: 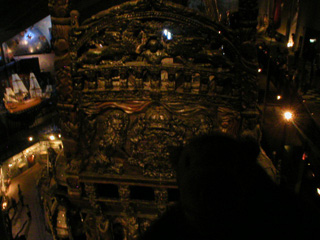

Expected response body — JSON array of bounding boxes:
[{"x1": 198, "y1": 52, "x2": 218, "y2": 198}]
[{"x1": 46, "y1": 0, "x2": 265, "y2": 239}]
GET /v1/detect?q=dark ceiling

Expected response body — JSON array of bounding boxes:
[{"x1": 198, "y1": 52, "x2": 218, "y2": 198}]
[
  {"x1": 0, "y1": 0, "x2": 49, "y2": 44},
  {"x1": 0, "y1": 0, "x2": 126, "y2": 44},
  {"x1": 0, "y1": 0, "x2": 190, "y2": 45}
]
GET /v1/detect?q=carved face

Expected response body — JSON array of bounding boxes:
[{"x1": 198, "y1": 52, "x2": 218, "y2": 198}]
[
  {"x1": 148, "y1": 39, "x2": 160, "y2": 53},
  {"x1": 110, "y1": 113, "x2": 126, "y2": 132}
]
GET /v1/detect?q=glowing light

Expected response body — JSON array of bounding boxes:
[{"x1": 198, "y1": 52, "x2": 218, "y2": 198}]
[
  {"x1": 58, "y1": 134, "x2": 61, "y2": 138},
  {"x1": 2, "y1": 201, "x2": 7, "y2": 210},
  {"x1": 302, "y1": 152, "x2": 307, "y2": 161},
  {"x1": 28, "y1": 136, "x2": 33, "y2": 142},
  {"x1": 284, "y1": 111, "x2": 293, "y2": 121},
  {"x1": 24, "y1": 31, "x2": 34, "y2": 40},
  {"x1": 277, "y1": 95, "x2": 282, "y2": 100},
  {"x1": 258, "y1": 68, "x2": 262, "y2": 73},
  {"x1": 163, "y1": 29, "x2": 172, "y2": 40},
  {"x1": 49, "y1": 135, "x2": 55, "y2": 141},
  {"x1": 317, "y1": 188, "x2": 320, "y2": 196},
  {"x1": 310, "y1": 39, "x2": 317, "y2": 43},
  {"x1": 21, "y1": 39, "x2": 28, "y2": 45},
  {"x1": 167, "y1": 32, "x2": 172, "y2": 40},
  {"x1": 218, "y1": 31, "x2": 221, "y2": 34},
  {"x1": 8, "y1": 163, "x2": 12, "y2": 168},
  {"x1": 287, "y1": 40, "x2": 294, "y2": 48}
]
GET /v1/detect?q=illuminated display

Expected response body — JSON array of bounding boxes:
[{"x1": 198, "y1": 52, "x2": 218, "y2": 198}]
[{"x1": 3, "y1": 15, "x2": 52, "y2": 57}]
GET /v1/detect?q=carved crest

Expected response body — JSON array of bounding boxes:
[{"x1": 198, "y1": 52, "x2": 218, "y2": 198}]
[
  {"x1": 62, "y1": 0, "x2": 260, "y2": 179},
  {"x1": 46, "y1": 1, "x2": 262, "y2": 240}
]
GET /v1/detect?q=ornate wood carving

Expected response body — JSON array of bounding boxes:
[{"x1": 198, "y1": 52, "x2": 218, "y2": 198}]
[
  {"x1": 46, "y1": 1, "x2": 263, "y2": 239},
  {"x1": 62, "y1": 0, "x2": 259, "y2": 179}
]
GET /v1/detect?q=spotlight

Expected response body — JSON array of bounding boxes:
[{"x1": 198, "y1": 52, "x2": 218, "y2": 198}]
[
  {"x1": 163, "y1": 29, "x2": 172, "y2": 40},
  {"x1": 287, "y1": 41, "x2": 294, "y2": 48},
  {"x1": 284, "y1": 111, "x2": 293, "y2": 121}
]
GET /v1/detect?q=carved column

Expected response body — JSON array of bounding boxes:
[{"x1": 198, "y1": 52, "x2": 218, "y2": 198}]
[
  {"x1": 238, "y1": 0, "x2": 258, "y2": 42},
  {"x1": 49, "y1": 0, "x2": 82, "y2": 177}
]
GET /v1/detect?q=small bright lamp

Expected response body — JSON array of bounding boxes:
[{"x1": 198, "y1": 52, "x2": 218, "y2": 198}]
[{"x1": 284, "y1": 111, "x2": 293, "y2": 121}]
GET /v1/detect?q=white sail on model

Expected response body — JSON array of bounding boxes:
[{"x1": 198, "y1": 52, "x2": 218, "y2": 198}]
[
  {"x1": 4, "y1": 88, "x2": 18, "y2": 103},
  {"x1": 44, "y1": 85, "x2": 53, "y2": 98},
  {"x1": 29, "y1": 72, "x2": 42, "y2": 98},
  {"x1": 6, "y1": 88, "x2": 15, "y2": 97},
  {"x1": 3, "y1": 73, "x2": 47, "y2": 114},
  {"x1": 12, "y1": 73, "x2": 28, "y2": 97}
]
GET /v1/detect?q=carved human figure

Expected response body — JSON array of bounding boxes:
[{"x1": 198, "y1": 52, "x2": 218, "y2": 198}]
[
  {"x1": 85, "y1": 70, "x2": 97, "y2": 89},
  {"x1": 116, "y1": 206, "x2": 139, "y2": 240},
  {"x1": 83, "y1": 213, "x2": 112, "y2": 240},
  {"x1": 184, "y1": 75, "x2": 192, "y2": 92},
  {"x1": 102, "y1": 69, "x2": 113, "y2": 89},
  {"x1": 193, "y1": 114, "x2": 214, "y2": 136},
  {"x1": 133, "y1": 68, "x2": 144, "y2": 89},
  {"x1": 167, "y1": 73, "x2": 175, "y2": 91},
  {"x1": 200, "y1": 75, "x2": 209, "y2": 92},
  {"x1": 217, "y1": 107, "x2": 240, "y2": 135},
  {"x1": 119, "y1": 70, "x2": 128, "y2": 89},
  {"x1": 129, "y1": 106, "x2": 184, "y2": 178},
  {"x1": 149, "y1": 71, "x2": 161, "y2": 89},
  {"x1": 99, "y1": 110, "x2": 129, "y2": 158},
  {"x1": 139, "y1": 39, "x2": 169, "y2": 64}
]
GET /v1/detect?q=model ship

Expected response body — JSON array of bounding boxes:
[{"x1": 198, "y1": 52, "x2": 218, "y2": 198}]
[{"x1": 3, "y1": 73, "x2": 52, "y2": 114}]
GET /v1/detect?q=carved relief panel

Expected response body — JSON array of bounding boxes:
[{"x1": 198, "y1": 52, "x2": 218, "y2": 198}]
[
  {"x1": 62, "y1": 0, "x2": 259, "y2": 179},
  {"x1": 47, "y1": 1, "x2": 261, "y2": 239},
  {"x1": 80, "y1": 102, "x2": 218, "y2": 178}
]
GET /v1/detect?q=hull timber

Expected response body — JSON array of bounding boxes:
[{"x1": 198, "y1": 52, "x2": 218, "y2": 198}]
[
  {"x1": 41, "y1": 1, "x2": 275, "y2": 239},
  {"x1": 5, "y1": 97, "x2": 42, "y2": 114}
]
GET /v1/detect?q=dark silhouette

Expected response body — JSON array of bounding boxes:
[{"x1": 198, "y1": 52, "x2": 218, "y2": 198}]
[
  {"x1": 142, "y1": 133, "x2": 320, "y2": 240},
  {"x1": 17, "y1": 184, "x2": 24, "y2": 207},
  {"x1": 10, "y1": 198, "x2": 17, "y2": 212},
  {"x1": 25, "y1": 204, "x2": 31, "y2": 219}
]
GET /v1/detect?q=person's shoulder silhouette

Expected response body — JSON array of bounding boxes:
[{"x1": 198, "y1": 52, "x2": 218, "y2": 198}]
[{"x1": 141, "y1": 133, "x2": 320, "y2": 240}]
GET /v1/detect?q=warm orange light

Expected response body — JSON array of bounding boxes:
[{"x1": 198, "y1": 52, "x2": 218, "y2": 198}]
[
  {"x1": 28, "y1": 136, "x2": 33, "y2": 142},
  {"x1": 258, "y1": 68, "x2": 262, "y2": 73},
  {"x1": 49, "y1": 135, "x2": 55, "y2": 141},
  {"x1": 284, "y1": 111, "x2": 293, "y2": 121},
  {"x1": 317, "y1": 188, "x2": 320, "y2": 196},
  {"x1": 287, "y1": 40, "x2": 294, "y2": 48},
  {"x1": 277, "y1": 95, "x2": 282, "y2": 100}
]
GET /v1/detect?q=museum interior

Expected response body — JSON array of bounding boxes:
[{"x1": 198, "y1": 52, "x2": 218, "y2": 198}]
[{"x1": 1, "y1": 0, "x2": 320, "y2": 239}]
